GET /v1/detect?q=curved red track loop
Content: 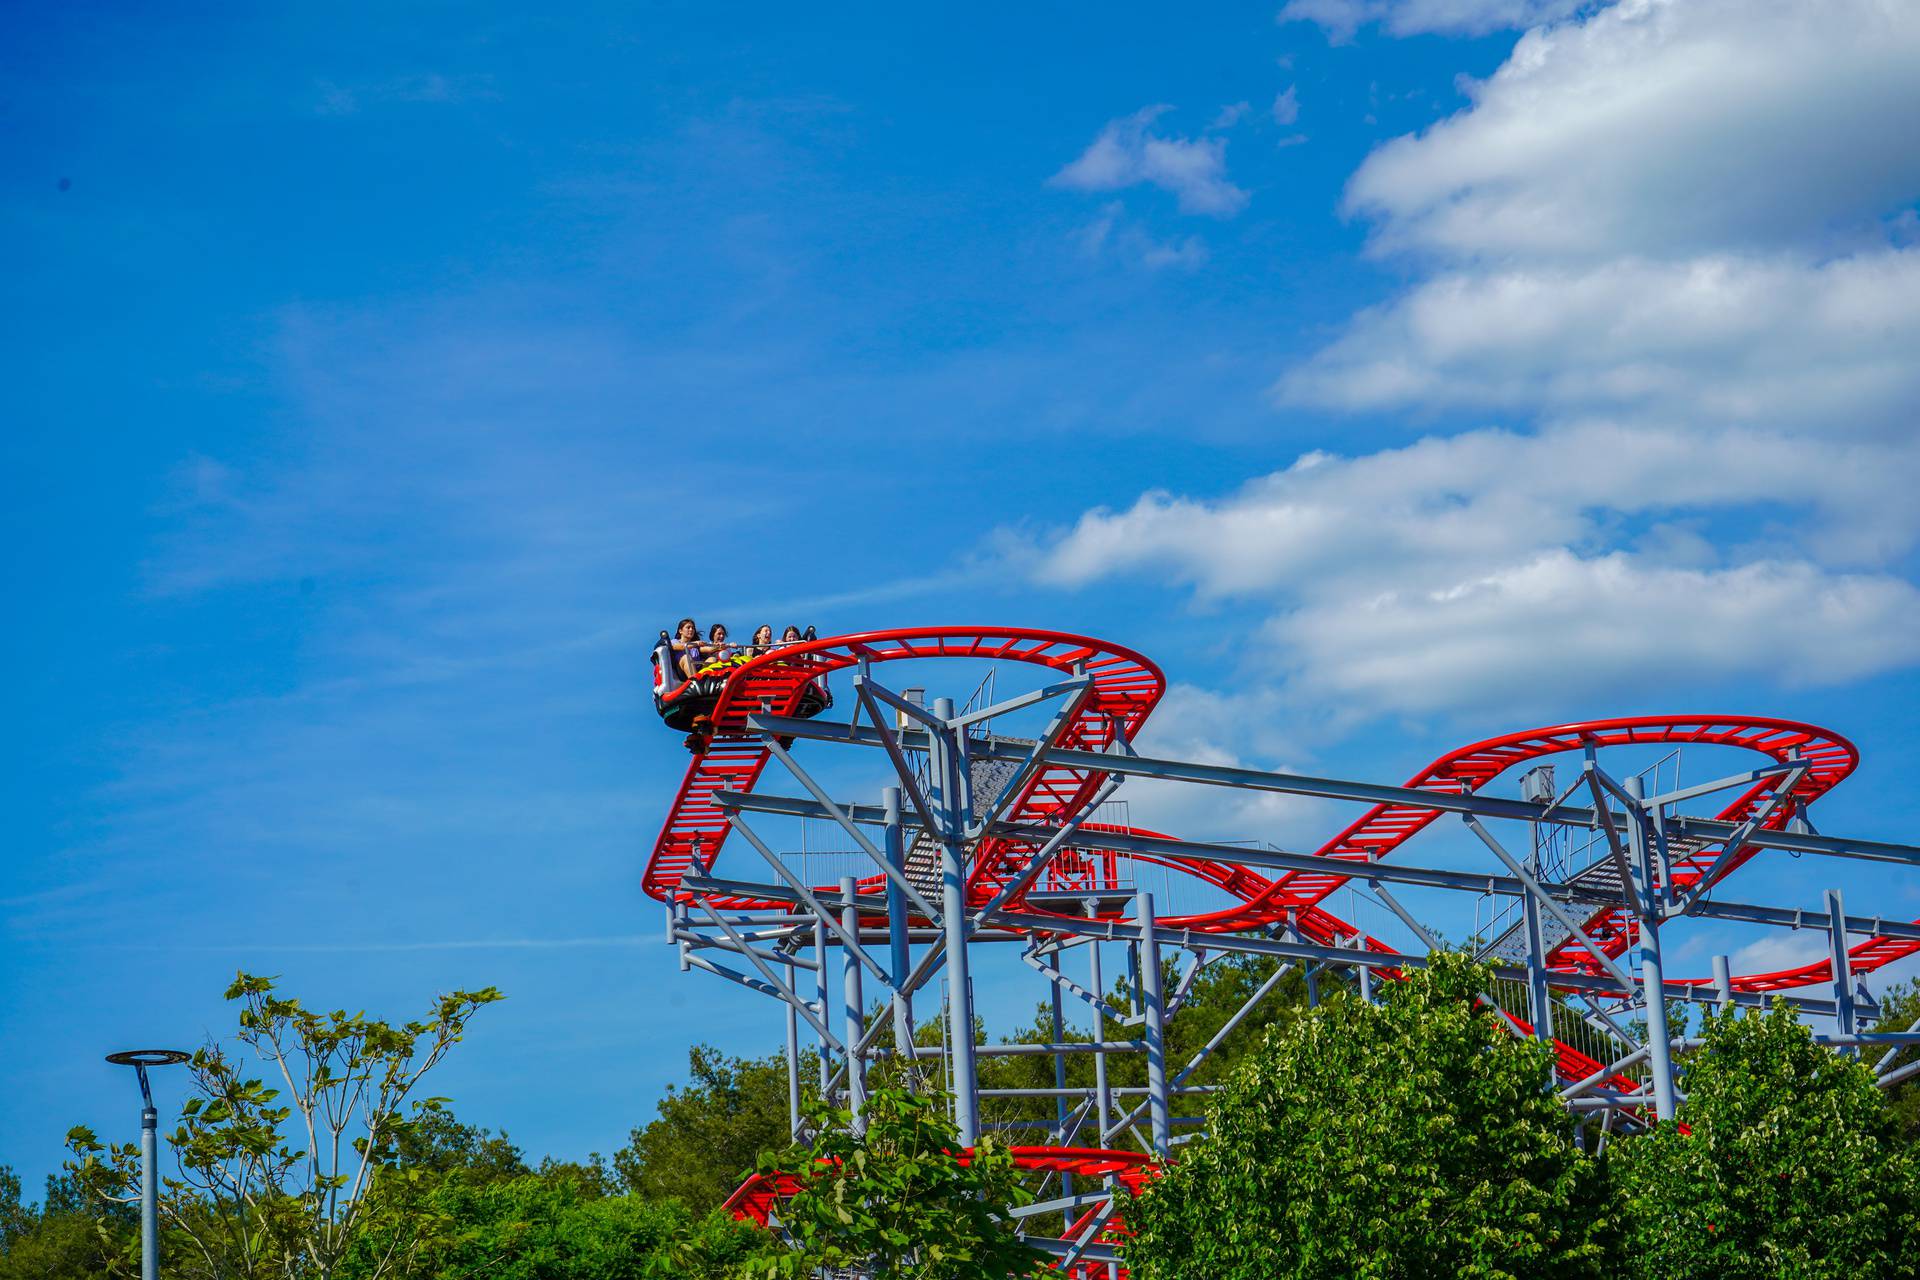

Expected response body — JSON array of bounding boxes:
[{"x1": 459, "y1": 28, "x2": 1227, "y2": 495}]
[
  {"x1": 725, "y1": 1146, "x2": 1154, "y2": 1277},
  {"x1": 642, "y1": 627, "x2": 1165, "y2": 906},
  {"x1": 1230, "y1": 716, "x2": 1899, "y2": 994}
]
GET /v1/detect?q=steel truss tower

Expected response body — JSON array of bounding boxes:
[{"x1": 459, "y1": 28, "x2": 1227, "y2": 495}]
[{"x1": 644, "y1": 628, "x2": 1920, "y2": 1276}]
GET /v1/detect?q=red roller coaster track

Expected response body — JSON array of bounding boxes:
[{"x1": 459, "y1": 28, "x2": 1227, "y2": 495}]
[{"x1": 643, "y1": 626, "x2": 1908, "y2": 1267}]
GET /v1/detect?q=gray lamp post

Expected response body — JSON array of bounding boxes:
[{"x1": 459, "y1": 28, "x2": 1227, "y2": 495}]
[{"x1": 106, "y1": 1049, "x2": 190, "y2": 1280}]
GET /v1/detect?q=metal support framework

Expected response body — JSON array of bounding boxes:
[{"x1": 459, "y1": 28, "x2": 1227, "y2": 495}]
[{"x1": 645, "y1": 627, "x2": 1920, "y2": 1274}]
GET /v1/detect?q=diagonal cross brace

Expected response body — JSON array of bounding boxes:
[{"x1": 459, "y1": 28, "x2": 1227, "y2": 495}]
[{"x1": 762, "y1": 737, "x2": 941, "y2": 921}]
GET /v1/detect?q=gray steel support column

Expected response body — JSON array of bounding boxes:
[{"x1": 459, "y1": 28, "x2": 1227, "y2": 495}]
[
  {"x1": 1523, "y1": 837, "x2": 1554, "y2": 1042},
  {"x1": 1628, "y1": 776, "x2": 1679, "y2": 1122},
  {"x1": 882, "y1": 787, "x2": 914, "y2": 1058},
  {"x1": 815, "y1": 920, "x2": 833, "y2": 1098},
  {"x1": 784, "y1": 972, "x2": 802, "y2": 1135},
  {"x1": 841, "y1": 875, "x2": 867, "y2": 1129},
  {"x1": 931, "y1": 697, "x2": 980, "y2": 1145},
  {"x1": 1087, "y1": 926, "x2": 1112, "y2": 1144},
  {"x1": 1049, "y1": 971, "x2": 1073, "y2": 1220},
  {"x1": 1135, "y1": 887, "x2": 1171, "y2": 1158},
  {"x1": 1712, "y1": 954, "x2": 1734, "y2": 1013},
  {"x1": 1828, "y1": 888, "x2": 1857, "y2": 1051},
  {"x1": 140, "y1": 1096, "x2": 158, "y2": 1280}
]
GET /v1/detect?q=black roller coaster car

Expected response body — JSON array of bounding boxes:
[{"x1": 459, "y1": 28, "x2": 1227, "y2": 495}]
[{"x1": 650, "y1": 626, "x2": 832, "y2": 732}]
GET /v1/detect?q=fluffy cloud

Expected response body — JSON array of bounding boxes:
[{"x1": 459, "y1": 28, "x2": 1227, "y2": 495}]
[
  {"x1": 1347, "y1": 0, "x2": 1920, "y2": 258},
  {"x1": 1279, "y1": 248, "x2": 1920, "y2": 436},
  {"x1": 1120, "y1": 684, "x2": 1328, "y2": 842},
  {"x1": 1276, "y1": 552, "x2": 1920, "y2": 713},
  {"x1": 1281, "y1": 0, "x2": 1588, "y2": 40},
  {"x1": 1036, "y1": 423, "x2": 1919, "y2": 592},
  {"x1": 1078, "y1": 202, "x2": 1211, "y2": 271},
  {"x1": 1025, "y1": 420, "x2": 1920, "y2": 715},
  {"x1": 1052, "y1": 106, "x2": 1249, "y2": 217}
]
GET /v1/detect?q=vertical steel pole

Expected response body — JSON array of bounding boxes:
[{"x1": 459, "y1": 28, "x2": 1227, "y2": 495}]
[
  {"x1": 814, "y1": 919, "x2": 832, "y2": 1098},
  {"x1": 1628, "y1": 775, "x2": 1678, "y2": 1121},
  {"x1": 784, "y1": 962, "x2": 803, "y2": 1137},
  {"x1": 139, "y1": 1072, "x2": 158, "y2": 1280},
  {"x1": 1827, "y1": 888, "x2": 1857, "y2": 1051},
  {"x1": 882, "y1": 787, "x2": 914, "y2": 1060},
  {"x1": 1088, "y1": 924, "x2": 1112, "y2": 1144},
  {"x1": 1135, "y1": 887, "x2": 1171, "y2": 1158},
  {"x1": 1524, "y1": 833, "x2": 1554, "y2": 1042},
  {"x1": 1712, "y1": 954, "x2": 1734, "y2": 1014},
  {"x1": 931, "y1": 697, "x2": 979, "y2": 1146},
  {"x1": 1049, "y1": 966, "x2": 1073, "y2": 1223},
  {"x1": 841, "y1": 875, "x2": 867, "y2": 1129}
]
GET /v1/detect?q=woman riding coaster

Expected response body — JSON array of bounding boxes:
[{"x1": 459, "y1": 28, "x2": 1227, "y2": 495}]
[
  {"x1": 670, "y1": 617, "x2": 703, "y2": 680},
  {"x1": 702, "y1": 622, "x2": 734, "y2": 668}
]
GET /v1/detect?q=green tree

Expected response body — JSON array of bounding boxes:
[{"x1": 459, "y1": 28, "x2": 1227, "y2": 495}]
[
  {"x1": 736, "y1": 1088, "x2": 1049, "y2": 1279},
  {"x1": 1875, "y1": 979, "x2": 1920, "y2": 1143},
  {"x1": 1613, "y1": 999, "x2": 1920, "y2": 1278},
  {"x1": 388, "y1": 1100, "x2": 531, "y2": 1183},
  {"x1": 65, "y1": 971, "x2": 502, "y2": 1280},
  {"x1": 340, "y1": 1165, "x2": 757, "y2": 1280},
  {"x1": 613, "y1": 1047, "x2": 804, "y2": 1213},
  {"x1": 0, "y1": 1170, "x2": 136, "y2": 1280},
  {"x1": 1124, "y1": 951, "x2": 1611, "y2": 1280}
]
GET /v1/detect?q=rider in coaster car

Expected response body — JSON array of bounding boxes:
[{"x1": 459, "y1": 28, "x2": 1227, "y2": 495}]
[{"x1": 669, "y1": 617, "x2": 704, "y2": 680}]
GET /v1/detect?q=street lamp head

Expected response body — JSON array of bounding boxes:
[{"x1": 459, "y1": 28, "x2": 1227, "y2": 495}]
[
  {"x1": 106, "y1": 1049, "x2": 191, "y2": 1067},
  {"x1": 108, "y1": 1049, "x2": 190, "y2": 1109}
]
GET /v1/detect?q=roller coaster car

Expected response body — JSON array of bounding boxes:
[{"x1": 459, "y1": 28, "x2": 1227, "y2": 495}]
[{"x1": 649, "y1": 626, "x2": 831, "y2": 733}]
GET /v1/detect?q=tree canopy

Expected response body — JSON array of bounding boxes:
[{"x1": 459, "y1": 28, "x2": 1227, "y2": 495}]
[
  {"x1": 1612, "y1": 999, "x2": 1920, "y2": 1279},
  {"x1": 735, "y1": 1088, "x2": 1048, "y2": 1279},
  {"x1": 1124, "y1": 951, "x2": 1613, "y2": 1280}
]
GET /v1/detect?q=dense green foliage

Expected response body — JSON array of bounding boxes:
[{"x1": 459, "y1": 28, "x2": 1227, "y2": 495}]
[
  {"x1": 737, "y1": 1088, "x2": 1046, "y2": 1279},
  {"x1": 342, "y1": 1163, "x2": 757, "y2": 1279},
  {"x1": 612, "y1": 1047, "x2": 805, "y2": 1214},
  {"x1": 1613, "y1": 999, "x2": 1920, "y2": 1279},
  {"x1": 1876, "y1": 979, "x2": 1920, "y2": 1142},
  {"x1": 0, "y1": 1170, "x2": 134, "y2": 1280},
  {"x1": 1125, "y1": 952, "x2": 1612, "y2": 1280},
  {"x1": 19, "y1": 961, "x2": 1920, "y2": 1279}
]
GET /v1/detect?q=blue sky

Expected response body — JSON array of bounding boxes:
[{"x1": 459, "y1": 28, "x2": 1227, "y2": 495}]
[{"x1": 6, "y1": 0, "x2": 1920, "y2": 1189}]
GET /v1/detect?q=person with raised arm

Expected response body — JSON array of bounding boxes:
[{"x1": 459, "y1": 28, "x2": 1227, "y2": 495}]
[{"x1": 670, "y1": 617, "x2": 703, "y2": 680}]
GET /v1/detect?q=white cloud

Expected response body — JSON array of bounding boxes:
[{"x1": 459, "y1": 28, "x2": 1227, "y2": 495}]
[
  {"x1": 1021, "y1": 423, "x2": 1920, "y2": 716},
  {"x1": 1052, "y1": 106, "x2": 1250, "y2": 218},
  {"x1": 1347, "y1": 0, "x2": 1920, "y2": 258},
  {"x1": 1140, "y1": 236, "x2": 1210, "y2": 271},
  {"x1": 1279, "y1": 248, "x2": 1920, "y2": 439},
  {"x1": 1035, "y1": 422, "x2": 1920, "y2": 594},
  {"x1": 1276, "y1": 551, "x2": 1920, "y2": 714},
  {"x1": 1120, "y1": 684, "x2": 1327, "y2": 842},
  {"x1": 1076, "y1": 201, "x2": 1211, "y2": 271},
  {"x1": 1210, "y1": 101, "x2": 1252, "y2": 130},
  {"x1": 1271, "y1": 86, "x2": 1300, "y2": 126},
  {"x1": 1281, "y1": 0, "x2": 1587, "y2": 40}
]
